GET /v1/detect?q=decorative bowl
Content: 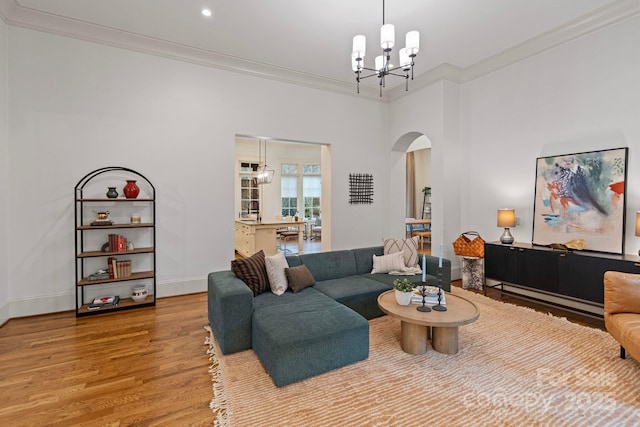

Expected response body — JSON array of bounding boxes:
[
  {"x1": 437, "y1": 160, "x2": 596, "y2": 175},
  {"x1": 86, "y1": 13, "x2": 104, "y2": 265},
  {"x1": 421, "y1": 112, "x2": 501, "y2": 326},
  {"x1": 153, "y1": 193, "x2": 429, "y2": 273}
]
[
  {"x1": 131, "y1": 285, "x2": 148, "y2": 302},
  {"x1": 95, "y1": 211, "x2": 110, "y2": 220}
]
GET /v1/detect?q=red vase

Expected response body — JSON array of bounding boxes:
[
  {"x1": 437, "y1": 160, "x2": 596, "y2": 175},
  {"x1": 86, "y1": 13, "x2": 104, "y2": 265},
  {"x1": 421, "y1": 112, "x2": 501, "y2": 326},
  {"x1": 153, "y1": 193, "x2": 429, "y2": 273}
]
[{"x1": 123, "y1": 180, "x2": 140, "y2": 199}]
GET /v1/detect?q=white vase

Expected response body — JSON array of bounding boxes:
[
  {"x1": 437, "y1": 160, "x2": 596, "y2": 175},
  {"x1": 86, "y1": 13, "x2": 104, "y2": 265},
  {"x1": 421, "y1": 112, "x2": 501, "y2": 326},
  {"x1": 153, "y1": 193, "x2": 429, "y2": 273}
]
[{"x1": 395, "y1": 289, "x2": 413, "y2": 306}]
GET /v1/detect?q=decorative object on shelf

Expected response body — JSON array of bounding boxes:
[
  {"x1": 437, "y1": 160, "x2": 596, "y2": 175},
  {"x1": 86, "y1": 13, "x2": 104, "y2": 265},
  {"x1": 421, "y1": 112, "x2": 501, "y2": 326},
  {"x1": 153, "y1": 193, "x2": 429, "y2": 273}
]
[
  {"x1": 130, "y1": 213, "x2": 141, "y2": 224},
  {"x1": 637, "y1": 212, "x2": 640, "y2": 256},
  {"x1": 254, "y1": 139, "x2": 274, "y2": 185},
  {"x1": 91, "y1": 210, "x2": 113, "y2": 226},
  {"x1": 106, "y1": 187, "x2": 118, "y2": 198},
  {"x1": 393, "y1": 278, "x2": 414, "y2": 306},
  {"x1": 349, "y1": 173, "x2": 374, "y2": 204},
  {"x1": 497, "y1": 209, "x2": 516, "y2": 244},
  {"x1": 127, "y1": 241, "x2": 135, "y2": 251},
  {"x1": 131, "y1": 285, "x2": 148, "y2": 302},
  {"x1": 533, "y1": 147, "x2": 628, "y2": 254},
  {"x1": 95, "y1": 210, "x2": 110, "y2": 220},
  {"x1": 452, "y1": 231, "x2": 485, "y2": 257},
  {"x1": 351, "y1": 0, "x2": 419, "y2": 96},
  {"x1": 123, "y1": 180, "x2": 140, "y2": 199}
]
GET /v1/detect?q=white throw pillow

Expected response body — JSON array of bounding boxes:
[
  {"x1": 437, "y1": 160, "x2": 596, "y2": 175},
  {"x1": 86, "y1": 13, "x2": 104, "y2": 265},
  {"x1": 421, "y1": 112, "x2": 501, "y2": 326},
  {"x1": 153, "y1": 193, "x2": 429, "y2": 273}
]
[
  {"x1": 383, "y1": 236, "x2": 420, "y2": 268},
  {"x1": 265, "y1": 251, "x2": 289, "y2": 295},
  {"x1": 371, "y1": 252, "x2": 407, "y2": 274}
]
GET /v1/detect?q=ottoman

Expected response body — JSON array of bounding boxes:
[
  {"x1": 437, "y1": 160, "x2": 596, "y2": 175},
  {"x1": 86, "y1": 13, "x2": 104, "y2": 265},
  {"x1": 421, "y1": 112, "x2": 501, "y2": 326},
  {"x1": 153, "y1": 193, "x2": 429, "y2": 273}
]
[{"x1": 252, "y1": 287, "x2": 369, "y2": 387}]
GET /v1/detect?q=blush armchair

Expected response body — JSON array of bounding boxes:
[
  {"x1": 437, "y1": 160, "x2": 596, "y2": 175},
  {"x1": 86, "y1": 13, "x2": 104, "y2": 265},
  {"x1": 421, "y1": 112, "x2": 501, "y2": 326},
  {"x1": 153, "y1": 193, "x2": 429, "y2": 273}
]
[{"x1": 603, "y1": 271, "x2": 640, "y2": 361}]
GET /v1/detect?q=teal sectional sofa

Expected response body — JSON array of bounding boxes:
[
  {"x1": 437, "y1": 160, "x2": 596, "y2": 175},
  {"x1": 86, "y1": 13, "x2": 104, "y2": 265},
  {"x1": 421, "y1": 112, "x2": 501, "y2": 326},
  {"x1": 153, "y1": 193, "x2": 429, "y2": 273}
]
[{"x1": 207, "y1": 246, "x2": 451, "y2": 386}]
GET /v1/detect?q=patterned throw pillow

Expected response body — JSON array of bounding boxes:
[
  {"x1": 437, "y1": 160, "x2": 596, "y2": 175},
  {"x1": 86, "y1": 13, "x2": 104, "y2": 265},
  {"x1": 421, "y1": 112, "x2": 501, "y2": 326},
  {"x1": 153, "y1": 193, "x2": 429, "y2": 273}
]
[
  {"x1": 231, "y1": 250, "x2": 269, "y2": 296},
  {"x1": 383, "y1": 236, "x2": 420, "y2": 268},
  {"x1": 285, "y1": 265, "x2": 316, "y2": 293},
  {"x1": 371, "y1": 252, "x2": 407, "y2": 274}
]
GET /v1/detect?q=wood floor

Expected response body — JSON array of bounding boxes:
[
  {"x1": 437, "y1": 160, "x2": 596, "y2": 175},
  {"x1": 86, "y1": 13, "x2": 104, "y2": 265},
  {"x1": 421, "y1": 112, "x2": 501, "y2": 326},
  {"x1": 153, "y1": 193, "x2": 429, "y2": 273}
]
[
  {"x1": 0, "y1": 293, "x2": 213, "y2": 426},
  {"x1": 0, "y1": 278, "x2": 604, "y2": 426}
]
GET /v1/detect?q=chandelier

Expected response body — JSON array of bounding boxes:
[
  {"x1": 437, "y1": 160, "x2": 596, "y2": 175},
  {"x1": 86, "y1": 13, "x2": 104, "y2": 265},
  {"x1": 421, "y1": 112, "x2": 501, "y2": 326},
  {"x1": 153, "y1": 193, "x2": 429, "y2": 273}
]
[
  {"x1": 254, "y1": 139, "x2": 274, "y2": 185},
  {"x1": 351, "y1": 0, "x2": 420, "y2": 96}
]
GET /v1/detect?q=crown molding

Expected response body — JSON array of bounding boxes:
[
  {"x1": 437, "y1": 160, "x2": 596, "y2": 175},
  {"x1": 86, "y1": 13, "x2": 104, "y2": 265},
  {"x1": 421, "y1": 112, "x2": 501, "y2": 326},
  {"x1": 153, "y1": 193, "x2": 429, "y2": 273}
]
[
  {"x1": 0, "y1": 0, "x2": 638, "y2": 103},
  {"x1": 460, "y1": 0, "x2": 640, "y2": 83}
]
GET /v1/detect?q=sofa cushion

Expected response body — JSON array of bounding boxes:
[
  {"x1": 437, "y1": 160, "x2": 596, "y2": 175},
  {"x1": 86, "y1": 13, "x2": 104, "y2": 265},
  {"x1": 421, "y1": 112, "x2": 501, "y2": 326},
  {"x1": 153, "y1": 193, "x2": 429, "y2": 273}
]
[
  {"x1": 383, "y1": 237, "x2": 420, "y2": 267},
  {"x1": 285, "y1": 265, "x2": 316, "y2": 293},
  {"x1": 265, "y1": 251, "x2": 289, "y2": 295},
  {"x1": 365, "y1": 273, "x2": 438, "y2": 288},
  {"x1": 299, "y1": 250, "x2": 357, "y2": 282},
  {"x1": 231, "y1": 250, "x2": 269, "y2": 296},
  {"x1": 352, "y1": 246, "x2": 384, "y2": 274},
  {"x1": 252, "y1": 287, "x2": 369, "y2": 386},
  {"x1": 314, "y1": 275, "x2": 391, "y2": 319}
]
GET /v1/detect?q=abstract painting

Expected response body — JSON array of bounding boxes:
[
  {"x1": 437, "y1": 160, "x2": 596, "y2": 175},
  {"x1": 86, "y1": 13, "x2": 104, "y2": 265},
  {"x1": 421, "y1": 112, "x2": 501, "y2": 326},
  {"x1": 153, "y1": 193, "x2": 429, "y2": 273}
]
[{"x1": 532, "y1": 147, "x2": 628, "y2": 254}]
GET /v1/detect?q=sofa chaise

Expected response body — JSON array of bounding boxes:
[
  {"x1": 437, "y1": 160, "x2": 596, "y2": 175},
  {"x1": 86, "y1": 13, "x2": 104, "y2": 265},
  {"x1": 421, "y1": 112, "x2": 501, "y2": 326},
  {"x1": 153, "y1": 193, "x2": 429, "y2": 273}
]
[{"x1": 208, "y1": 245, "x2": 451, "y2": 386}]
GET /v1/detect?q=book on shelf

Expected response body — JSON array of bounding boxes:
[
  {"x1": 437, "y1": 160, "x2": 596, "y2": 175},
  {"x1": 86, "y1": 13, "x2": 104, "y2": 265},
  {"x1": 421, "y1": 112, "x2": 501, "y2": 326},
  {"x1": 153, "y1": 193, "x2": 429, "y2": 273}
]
[
  {"x1": 92, "y1": 295, "x2": 120, "y2": 305},
  {"x1": 108, "y1": 234, "x2": 128, "y2": 252},
  {"x1": 88, "y1": 295, "x2": 120, "y2": 309}
]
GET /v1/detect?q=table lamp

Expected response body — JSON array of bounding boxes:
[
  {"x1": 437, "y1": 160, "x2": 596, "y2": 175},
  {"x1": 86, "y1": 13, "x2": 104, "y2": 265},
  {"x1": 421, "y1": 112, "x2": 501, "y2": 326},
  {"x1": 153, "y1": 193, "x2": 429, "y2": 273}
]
[
  {"x1": 497, "y1": 209, "x2": 516, "y2": 244},
  {"x1": 636, "y1": 211, "x2": 640, "y2": 256}
]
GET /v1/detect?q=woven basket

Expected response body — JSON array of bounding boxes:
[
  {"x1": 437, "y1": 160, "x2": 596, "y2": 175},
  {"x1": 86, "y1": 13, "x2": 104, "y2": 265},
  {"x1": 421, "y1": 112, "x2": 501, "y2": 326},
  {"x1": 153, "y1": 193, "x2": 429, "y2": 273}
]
[{"x1": 452, "y1": 232, "x2": 485, "y2": 258}]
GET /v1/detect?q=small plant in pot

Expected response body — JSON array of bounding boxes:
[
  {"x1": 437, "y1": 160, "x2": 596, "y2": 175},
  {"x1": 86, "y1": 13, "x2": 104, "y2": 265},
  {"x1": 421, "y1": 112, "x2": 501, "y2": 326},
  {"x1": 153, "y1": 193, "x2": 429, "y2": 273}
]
[{"x1": 393, "y1": 278, "x2": 414, "y2": 306}]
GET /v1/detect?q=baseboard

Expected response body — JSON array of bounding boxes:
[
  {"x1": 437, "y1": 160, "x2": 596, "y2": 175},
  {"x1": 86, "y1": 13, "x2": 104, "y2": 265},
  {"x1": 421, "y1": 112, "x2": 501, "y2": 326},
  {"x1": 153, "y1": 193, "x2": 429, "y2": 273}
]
[
  {"x1": 2, "y1": 277, "x2": 208, "y2": 321},
  {"x1": 157, "y1": 277, "x2": 207, "y2": 297},
  {"x1": 0, "y1": 299, "x2": 9, "y2": 326},
  {"x1": 9, "y1": 292, "x2": 74, "y2": 318}
]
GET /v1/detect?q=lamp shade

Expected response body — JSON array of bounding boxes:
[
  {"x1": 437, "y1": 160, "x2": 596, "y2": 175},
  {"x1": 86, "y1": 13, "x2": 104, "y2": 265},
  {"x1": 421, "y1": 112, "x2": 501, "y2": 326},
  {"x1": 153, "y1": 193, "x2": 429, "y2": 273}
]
[
  {"x1": 380, "y1": 24, "x2": 395, "y2": 50},
  {"x1": 375, "y1": 55, "x2": 384, "y2": 72},
  {"x1": 405, "y1": 30, "x2": 420, "y2": 55},
  {"x1": 636, "y1": 211, "x2": 640, "y2": 237},
  {"x1": 497, "y1": 209, "x2": 516, "y2": 227},
  {"x1": 352, "y1": 35, "x2": 366, "y2": 59}
]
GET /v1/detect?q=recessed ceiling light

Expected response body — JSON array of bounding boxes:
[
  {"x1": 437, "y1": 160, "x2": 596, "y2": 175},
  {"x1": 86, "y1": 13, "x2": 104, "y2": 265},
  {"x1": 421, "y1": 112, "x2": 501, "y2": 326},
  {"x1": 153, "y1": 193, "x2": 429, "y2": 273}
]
[{"x1": 201, "y1": 8, "x2": 212, "y2": 17}]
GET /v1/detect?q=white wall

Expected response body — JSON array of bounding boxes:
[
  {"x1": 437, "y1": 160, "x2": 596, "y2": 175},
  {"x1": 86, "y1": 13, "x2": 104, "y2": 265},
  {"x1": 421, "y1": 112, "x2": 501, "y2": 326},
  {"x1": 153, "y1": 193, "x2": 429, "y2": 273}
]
[
  {"x1": 6, "y1": 27, "x2": 390, "y2": 317},
  {"x1": 389, "y1": 81, "x2": 462, "y2": 275},
  {"x1": 0, "y1": 18, "x2": 9, "y2": 324},
  {"x1": 389, "y1": 16, "x2": 640, "y2": 278},
  {"x1": 460, "y1": 14, "x2": 640, "y2": 252}
]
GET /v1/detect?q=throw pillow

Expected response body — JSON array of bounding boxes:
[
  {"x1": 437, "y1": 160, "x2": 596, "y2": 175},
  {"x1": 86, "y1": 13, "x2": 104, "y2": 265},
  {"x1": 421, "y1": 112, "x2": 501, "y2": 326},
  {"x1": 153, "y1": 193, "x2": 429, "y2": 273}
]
[
  {"x1": 265, "y1": 251, "x2": 289, "y2": 295},
  {"x1": 371, "y1": 252, "x2": 407, "y2": 274},
  {"x1": 383, "y1": 236, "x2": 420, "y2": 268},
  {"x1": 231, "y1": 250, "x2": 269, "y2": 296},
  {"x1": 285, "y1": 265, "x2": 316, "y2": 293}
]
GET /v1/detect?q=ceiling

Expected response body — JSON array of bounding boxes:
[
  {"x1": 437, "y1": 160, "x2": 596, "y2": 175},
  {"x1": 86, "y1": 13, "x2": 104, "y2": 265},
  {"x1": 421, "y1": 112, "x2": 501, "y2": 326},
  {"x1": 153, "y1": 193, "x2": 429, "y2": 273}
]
[{"x1": 1, "y1": 0, "x2": 637, "y2": 100}]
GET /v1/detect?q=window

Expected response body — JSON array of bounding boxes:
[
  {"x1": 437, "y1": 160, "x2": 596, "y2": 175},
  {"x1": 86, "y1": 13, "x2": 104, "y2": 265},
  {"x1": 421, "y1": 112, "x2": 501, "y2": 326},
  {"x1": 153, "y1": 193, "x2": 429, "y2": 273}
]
[
  {"x1": 281, "y1": 164, "x2": 298, "y2": 217},
  {"x1": 303, "y1": 164, "x2": 321, "y2": 218},
  {"x1": 281, "y1": 162, "x2": 321, "y2": 218}
]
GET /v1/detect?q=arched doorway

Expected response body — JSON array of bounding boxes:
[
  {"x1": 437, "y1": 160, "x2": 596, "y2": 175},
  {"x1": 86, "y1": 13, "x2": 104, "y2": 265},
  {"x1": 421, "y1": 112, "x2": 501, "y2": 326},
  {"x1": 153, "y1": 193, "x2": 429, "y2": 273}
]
[{"x1": 391, "y1": 132, "x2": 432, "y2": 254}]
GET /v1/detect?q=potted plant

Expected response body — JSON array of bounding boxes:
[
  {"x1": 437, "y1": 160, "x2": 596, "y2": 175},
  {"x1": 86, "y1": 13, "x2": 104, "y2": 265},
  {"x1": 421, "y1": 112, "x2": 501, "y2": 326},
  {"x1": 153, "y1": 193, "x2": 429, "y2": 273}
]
[
  {"x1": 393, "y1": 278, "x2": 414, "y2": 306},
  {"x1": 422, "y1": 186, "x2": 431, "y2": 202}
]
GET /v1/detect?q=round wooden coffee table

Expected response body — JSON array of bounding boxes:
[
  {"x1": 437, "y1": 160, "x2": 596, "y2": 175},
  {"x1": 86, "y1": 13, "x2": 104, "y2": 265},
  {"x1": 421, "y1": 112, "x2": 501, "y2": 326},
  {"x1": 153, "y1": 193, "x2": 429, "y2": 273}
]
[{"x1": 377, "y1": 290, "x2": 479, "y2": 355}]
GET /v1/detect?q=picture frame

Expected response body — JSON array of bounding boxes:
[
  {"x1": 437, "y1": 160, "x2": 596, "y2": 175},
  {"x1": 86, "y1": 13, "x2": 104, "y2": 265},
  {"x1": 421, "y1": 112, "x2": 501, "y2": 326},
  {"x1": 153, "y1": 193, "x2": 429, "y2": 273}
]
[{"x1": 532, "y1": 147, "x2": 628, "y2": 254}]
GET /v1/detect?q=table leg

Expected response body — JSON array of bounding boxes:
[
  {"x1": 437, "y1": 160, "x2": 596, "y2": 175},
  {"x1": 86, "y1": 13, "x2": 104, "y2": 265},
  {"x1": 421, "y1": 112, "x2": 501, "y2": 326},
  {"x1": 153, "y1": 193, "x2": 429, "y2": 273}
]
[
  {"x1": 401, "y1": 321, "x2": 428, "y2": 355},
  {"x1": 297, "y1": 225, "x2": 304, "y2": 254},
  {"x1": 431, "y1": 326, "x2": 459, "y2": 354}
]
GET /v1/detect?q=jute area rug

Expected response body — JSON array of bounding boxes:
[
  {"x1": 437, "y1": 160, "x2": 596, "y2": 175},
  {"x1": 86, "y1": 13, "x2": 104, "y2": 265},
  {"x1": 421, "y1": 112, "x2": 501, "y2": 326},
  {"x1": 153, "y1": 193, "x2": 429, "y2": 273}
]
[{"x1": 205, "y1": 287, "x2": 640, "y2": 426}]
